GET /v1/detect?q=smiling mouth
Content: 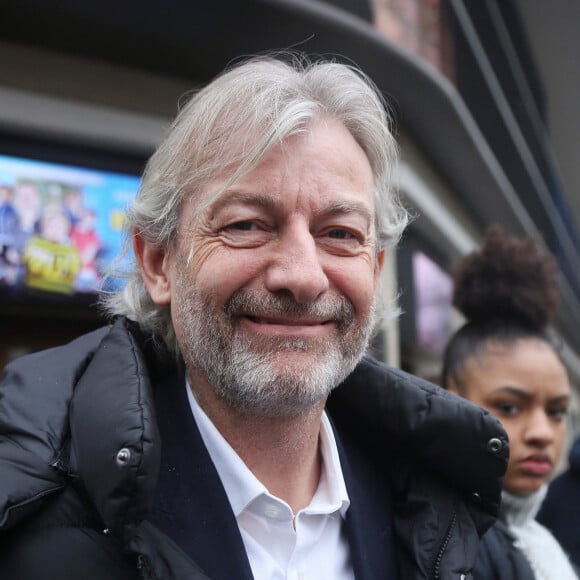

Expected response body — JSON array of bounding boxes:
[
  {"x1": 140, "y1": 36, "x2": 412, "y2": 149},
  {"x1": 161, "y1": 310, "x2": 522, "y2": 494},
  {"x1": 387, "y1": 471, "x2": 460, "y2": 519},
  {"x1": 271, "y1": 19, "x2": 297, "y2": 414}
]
[
  {"x1": 247, "y1": 315, "x2": 331, "y2": 326},
  {"x1": 240, "y1": 315, "x2": 336, "y2": 338},
  {"x1": 223, "y1": 290, "x2": 355, "y2": 333}
]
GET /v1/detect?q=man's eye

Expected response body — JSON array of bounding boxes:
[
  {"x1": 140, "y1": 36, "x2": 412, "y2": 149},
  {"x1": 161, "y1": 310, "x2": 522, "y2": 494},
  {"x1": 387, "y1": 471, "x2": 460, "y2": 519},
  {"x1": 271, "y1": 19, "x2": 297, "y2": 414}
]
[
  {"x1": 326, "y1": 228, "x2": 365, "y2": 243},
  {"x1": 228, "y1": 221, "x2": 256, "y2": 231},
  {"x1": 319, "y1": 226, "x2": 368, "y2": 255},
  {"x1": 219, "y1": 219, "x2": 271, "y2": 247},
  {"x1": 327, "y1": 229, "x2": 352, "y2": 240}
]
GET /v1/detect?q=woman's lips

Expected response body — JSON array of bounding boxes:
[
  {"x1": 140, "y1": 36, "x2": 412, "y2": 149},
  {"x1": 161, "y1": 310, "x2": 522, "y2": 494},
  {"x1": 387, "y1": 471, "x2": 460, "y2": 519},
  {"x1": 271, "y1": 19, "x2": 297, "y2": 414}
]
[{"x1": 518, "y1": 455, "x2": 553, "y2": 476}]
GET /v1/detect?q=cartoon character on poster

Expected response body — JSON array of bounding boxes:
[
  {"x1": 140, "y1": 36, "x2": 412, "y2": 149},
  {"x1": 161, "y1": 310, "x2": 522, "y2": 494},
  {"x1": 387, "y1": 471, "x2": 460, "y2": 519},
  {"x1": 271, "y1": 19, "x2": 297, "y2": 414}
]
[
  {"x1": 70, "y1": 209, "x2": 102, "y2": 292},
  {"x1": 23, "y1": 205, "x2": 81, "y2": 294},
  {"x1": 0, "y1": 184, "x2": 21, "y2": 285}
]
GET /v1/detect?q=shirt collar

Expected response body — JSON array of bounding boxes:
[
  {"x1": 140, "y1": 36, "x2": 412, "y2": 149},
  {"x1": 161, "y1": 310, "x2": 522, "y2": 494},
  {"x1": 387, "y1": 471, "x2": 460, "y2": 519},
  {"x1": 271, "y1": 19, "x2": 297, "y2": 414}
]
[{"x1": 186, "y1": 381, "x2": 350, "y2": 517}]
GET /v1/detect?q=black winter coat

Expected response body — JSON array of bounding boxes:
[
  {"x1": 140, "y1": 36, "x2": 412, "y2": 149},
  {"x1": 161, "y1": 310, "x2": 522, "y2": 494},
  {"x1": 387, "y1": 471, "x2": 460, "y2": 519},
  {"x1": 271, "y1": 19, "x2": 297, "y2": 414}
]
[
  {"x1": 538, "y1": 437, "x2": 580, "y2": 568},
  {"x1": 0, "y1": 317, "x2": 508, "y2": 579},
  {"x1": 473, "y1": 521, "x2": 535, "y2": 580}
]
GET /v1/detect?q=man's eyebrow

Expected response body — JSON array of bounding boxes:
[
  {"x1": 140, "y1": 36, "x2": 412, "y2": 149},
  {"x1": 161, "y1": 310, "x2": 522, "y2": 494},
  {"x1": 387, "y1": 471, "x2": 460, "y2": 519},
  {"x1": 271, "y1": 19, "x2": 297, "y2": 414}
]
[
  {"x1": 317, "y1": 200, "x2": 374, "y2": 224},
  {"x1": 209, "y1": 191, "x2": 374, "y2": 222},
  {"x1": 209, "y1": 190, "x2": 277, "y2": 212},
  {"x1": 210, "y1": 189, "x2": 374, "y2": 223}
]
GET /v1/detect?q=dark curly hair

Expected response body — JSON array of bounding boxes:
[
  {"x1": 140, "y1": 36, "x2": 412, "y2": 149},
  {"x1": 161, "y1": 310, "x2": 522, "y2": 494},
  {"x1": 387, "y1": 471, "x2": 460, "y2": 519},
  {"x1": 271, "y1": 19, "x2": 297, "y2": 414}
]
[{"x1": 441, "y1": 225, "x2": 560, "y2": 391}]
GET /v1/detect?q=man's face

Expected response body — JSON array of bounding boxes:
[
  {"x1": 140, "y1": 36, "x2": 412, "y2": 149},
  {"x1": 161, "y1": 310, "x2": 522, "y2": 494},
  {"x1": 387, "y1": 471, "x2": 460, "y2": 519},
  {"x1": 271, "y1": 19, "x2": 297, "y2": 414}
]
[{"x1": 158, "y1": 119, "x2": 384, "y2": 417}]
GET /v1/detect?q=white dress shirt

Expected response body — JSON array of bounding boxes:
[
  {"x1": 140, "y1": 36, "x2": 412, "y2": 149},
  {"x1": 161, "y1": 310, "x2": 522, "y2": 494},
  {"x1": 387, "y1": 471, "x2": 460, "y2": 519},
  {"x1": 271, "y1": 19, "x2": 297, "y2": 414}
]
[{"x1": 186, "y1": 383, "x2": 355, "y2": 580}]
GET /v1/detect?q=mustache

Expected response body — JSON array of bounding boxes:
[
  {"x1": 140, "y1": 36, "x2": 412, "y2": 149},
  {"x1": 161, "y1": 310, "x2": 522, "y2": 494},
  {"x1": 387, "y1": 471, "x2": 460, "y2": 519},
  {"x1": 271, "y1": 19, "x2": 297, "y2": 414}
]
[{"x1": 223, "y1": 291, "x2": 356, "y2": 326}]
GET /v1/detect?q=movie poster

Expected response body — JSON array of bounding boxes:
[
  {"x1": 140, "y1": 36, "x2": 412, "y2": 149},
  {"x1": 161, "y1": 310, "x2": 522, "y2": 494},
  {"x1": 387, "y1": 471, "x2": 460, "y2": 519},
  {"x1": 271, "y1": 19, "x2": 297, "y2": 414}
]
[{"x1": 0, "y1": 154, "x2": 140, "y2": 295}]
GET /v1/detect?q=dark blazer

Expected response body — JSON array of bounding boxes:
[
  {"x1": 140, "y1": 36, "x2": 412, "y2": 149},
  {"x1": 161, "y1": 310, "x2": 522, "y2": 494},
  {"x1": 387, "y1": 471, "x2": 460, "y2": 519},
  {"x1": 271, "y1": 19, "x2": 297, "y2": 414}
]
[{"x1": 150, "y1": 371, "x2": 398, "y2": 580}]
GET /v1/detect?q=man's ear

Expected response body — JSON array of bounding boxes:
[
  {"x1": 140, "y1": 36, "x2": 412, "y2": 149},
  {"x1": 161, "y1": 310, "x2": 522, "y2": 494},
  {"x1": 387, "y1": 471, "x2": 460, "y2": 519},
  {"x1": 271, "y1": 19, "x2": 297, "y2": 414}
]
[
  {"x1": 133, "y1": 230, "x2": 172, "y2": 305},
  {"x1": 376, "y1": 249, "x2": 385, "y2": 273},
  {"x1": 374, "y1": 249, "x2": 386, "y2": 290}
]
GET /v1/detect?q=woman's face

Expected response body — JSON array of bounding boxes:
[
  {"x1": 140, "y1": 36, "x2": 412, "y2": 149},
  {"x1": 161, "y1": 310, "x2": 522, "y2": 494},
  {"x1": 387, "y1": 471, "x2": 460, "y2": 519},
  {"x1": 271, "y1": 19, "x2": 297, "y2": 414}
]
[{"x1": 451, "y1": 338, "x2": 571, "y2": 496}]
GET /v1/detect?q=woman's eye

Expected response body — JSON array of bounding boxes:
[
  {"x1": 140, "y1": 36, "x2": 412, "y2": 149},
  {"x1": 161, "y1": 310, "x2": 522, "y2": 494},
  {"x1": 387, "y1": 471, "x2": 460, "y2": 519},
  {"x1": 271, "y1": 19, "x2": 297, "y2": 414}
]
[
  {"x1": 495, "y1": 403, "x2": 518, "y2": 416},
  {"x1": 548, "y1": 407, "x2": 569, "y2": 421}
]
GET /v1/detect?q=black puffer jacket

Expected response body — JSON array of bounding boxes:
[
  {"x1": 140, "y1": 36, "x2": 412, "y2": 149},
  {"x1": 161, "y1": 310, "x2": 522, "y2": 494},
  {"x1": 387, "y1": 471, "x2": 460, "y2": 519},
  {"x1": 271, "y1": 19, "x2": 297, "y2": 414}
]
[
  {"x1": 538, "y1": 437, "x2": 580, "y2": 568},
  {"x1": 0, "y1": 317, "x2": 508, "y2": 579}
]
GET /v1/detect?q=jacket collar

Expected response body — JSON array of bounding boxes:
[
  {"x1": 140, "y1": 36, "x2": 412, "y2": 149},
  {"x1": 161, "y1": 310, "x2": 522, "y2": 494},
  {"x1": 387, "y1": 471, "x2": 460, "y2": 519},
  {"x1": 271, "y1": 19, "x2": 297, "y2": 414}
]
[
  {"x1": 69, "y1": 317, "x2": 161, "y2": 531},
  {"x1": 327, "y1": 354, "x2": 508, "y2": 530}
]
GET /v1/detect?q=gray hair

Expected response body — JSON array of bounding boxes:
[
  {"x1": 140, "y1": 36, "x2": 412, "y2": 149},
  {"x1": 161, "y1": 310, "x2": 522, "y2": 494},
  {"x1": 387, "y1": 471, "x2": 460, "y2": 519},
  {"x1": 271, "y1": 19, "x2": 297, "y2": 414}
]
[{"x1": 101, "y1": 53, "x2": 408, "y2": 356}]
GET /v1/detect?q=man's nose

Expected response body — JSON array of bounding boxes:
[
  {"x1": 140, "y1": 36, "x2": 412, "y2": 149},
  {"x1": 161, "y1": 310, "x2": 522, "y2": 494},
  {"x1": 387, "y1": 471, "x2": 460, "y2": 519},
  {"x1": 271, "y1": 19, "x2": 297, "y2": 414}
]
[{"x1": 264, "y1": 225, "x2": 330, "y2": 303}]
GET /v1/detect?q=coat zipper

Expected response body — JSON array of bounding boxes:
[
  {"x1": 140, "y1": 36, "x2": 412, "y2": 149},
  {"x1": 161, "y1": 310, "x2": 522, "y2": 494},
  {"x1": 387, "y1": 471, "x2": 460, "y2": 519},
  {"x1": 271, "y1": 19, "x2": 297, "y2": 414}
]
[{"x1": 433, "y1": 510, "x2": 457, "y2": 579}]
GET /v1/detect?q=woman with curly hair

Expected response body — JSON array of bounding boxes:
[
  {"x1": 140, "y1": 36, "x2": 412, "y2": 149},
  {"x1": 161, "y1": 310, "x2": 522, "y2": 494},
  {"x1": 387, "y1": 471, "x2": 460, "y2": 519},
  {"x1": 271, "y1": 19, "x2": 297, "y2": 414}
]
[{"x1": 442, "y1": 225, "x2": 578, "y2": 579}]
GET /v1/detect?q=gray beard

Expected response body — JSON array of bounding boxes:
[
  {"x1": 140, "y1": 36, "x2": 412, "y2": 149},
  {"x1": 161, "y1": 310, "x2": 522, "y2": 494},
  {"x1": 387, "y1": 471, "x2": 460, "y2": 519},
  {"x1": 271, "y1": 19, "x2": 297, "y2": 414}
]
[{"x1": 174, "y1": 283, "x2": 376, "y2": 418}]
